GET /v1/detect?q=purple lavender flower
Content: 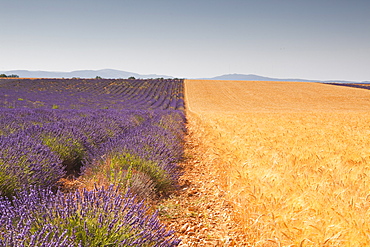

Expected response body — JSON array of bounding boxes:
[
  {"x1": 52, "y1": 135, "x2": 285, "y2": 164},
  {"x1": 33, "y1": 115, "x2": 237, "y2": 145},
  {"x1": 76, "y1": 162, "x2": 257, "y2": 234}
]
[{"x1": 0, "y1": 186, "x2": 181, "y2": 246}]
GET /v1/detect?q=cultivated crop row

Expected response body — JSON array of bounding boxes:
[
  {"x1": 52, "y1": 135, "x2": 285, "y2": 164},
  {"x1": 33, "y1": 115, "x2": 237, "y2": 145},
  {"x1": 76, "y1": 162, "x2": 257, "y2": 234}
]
[
  {"x1": 0, "y1": 78, "x2": 184, "y2": 110},
  {"x1": 0, "y1": 78, "x2": 185, "y2": 246}
]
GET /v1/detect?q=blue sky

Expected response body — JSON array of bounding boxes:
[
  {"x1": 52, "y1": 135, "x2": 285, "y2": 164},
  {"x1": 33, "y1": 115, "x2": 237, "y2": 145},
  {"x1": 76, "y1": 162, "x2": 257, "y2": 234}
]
[{"x1": 1, "y1": 0, "x2": 369, "y2": 81}]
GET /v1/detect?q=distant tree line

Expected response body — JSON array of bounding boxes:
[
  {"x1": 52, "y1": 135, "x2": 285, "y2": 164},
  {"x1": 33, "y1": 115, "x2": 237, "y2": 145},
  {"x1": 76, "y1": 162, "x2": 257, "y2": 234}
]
[{"x1": 0, "y1": 74, "x2": 19, "y2": 78}]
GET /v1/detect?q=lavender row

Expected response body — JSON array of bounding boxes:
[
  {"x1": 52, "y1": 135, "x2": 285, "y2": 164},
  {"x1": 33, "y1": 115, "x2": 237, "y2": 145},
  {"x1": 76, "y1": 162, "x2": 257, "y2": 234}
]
[
  {"x1": 0, "y1": 78, "x2": 185, "y2": 110},
  {"x1": 82, "y1": 110, "x2": 186, "y2": 198},
  {"x1": 0, "y1": 185, "x2": 180, "y2": 246},
  {"x1": 0, "y1": 108, "x2": 184, "y2": 245},
  {"x1": 0, "y1": 108, "x2": 185, "y2": 198}
]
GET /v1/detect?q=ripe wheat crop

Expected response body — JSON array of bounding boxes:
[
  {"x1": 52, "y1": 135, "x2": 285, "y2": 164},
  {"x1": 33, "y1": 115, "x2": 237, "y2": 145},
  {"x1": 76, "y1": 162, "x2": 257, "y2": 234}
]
[{"x1": 185, "y1": 80, "x2": 370, "y2": 246}]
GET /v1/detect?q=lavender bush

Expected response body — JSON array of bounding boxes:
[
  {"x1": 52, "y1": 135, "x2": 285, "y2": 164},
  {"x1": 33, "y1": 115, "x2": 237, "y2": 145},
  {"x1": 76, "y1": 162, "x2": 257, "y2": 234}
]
[
  {"x1": 84, "y1": 110, "x2": 185, "y2": 195},
  {"x1": 0, "y1": 133, "x2": 65, "y2": 198},
  {"x1": 0, "y1": 185, "x2": 180, "y2": 246}
]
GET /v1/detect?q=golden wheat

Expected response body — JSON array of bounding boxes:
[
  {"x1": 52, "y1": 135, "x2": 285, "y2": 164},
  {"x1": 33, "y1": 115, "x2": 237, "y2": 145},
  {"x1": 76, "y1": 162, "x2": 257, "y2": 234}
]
[{"x1": 185, "y1": 80, "x2": 370, "y2": 246}]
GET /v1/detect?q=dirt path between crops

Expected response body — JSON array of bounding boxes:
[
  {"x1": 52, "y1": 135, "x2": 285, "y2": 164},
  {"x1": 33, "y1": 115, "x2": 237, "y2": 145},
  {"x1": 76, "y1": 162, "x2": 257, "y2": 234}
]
[{"x1": 159, "y1": 80, "x2": 370, "y2": 246}]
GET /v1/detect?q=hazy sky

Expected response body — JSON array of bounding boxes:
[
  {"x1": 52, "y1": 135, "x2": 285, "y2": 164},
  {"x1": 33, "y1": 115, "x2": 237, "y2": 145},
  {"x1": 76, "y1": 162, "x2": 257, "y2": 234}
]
[{"x1": 1, "y1": 0, "x2": 369, "y2": 81}]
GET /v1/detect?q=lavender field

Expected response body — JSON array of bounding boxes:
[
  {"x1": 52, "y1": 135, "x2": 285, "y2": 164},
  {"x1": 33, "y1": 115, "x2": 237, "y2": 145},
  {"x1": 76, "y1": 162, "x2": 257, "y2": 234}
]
[{"x1": 0, "y1": 78, "x2": 185, "y2": 246}]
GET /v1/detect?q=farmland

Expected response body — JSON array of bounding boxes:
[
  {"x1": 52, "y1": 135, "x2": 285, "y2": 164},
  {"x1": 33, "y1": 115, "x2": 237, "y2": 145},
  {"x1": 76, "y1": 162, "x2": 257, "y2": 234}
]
[
  {"x1": 0, "y1": 78, "x2": 184, "y2": 246},
  {"x1": 184, "y1": 80, "x2": 370, "y2": 246},
  {"x1": 1, "y1": 77, "x2": 370, "y2": 246}
]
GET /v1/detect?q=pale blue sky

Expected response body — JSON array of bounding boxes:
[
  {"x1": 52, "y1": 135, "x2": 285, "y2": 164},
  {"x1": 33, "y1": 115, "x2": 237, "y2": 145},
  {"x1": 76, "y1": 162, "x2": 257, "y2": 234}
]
[{"x1": 1, "y1": 0, "x2": 369, "y2": 81}]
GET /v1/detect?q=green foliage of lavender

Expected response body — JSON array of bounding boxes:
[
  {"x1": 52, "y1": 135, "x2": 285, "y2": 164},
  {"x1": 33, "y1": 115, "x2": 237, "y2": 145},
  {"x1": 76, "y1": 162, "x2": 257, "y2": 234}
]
[
  {"x1": 0, "y1": 134, "x2": 65, "y2": 198},
  {"x1": 0, "y1": 186, "x2": 180, "y2": 246},
  {"x1": 88, "y1": 152, "x2": 172, "y2": 195}
]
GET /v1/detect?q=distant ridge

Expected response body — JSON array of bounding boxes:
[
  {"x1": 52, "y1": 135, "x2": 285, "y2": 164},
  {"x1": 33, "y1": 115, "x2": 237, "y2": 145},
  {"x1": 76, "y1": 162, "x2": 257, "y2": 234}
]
[
  {"x1": 1, "y1": 70, "x2": 367, "y2": 83},
  {"x1": 206, "y1": 73, "x2": 367, "y2": 84},
  {"x1": 0, "y1": 69, "x2": 173, "y2": 79},
  {"x1": 208, "y1": 74, "x2": 315, "y2": 82}
]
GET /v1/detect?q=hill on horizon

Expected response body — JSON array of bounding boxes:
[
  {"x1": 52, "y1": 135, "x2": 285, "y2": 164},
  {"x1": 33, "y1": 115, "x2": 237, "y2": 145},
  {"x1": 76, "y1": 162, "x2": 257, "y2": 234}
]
[
  {"x1": 207, "y1": 74, "x2": 369, "y2": 84},
  {"x1": 0, "y1": 70, "x2": 368, "y2": 83},
  {"x1": 0, "y1": 69, "x2": 173, "y2": 79}
]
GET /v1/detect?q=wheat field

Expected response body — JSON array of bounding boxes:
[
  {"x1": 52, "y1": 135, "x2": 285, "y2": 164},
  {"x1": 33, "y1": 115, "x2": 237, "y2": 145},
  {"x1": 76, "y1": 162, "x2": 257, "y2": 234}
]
[{"x1": 185, "y1": 80, "x2": 370, "y2": 246}]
